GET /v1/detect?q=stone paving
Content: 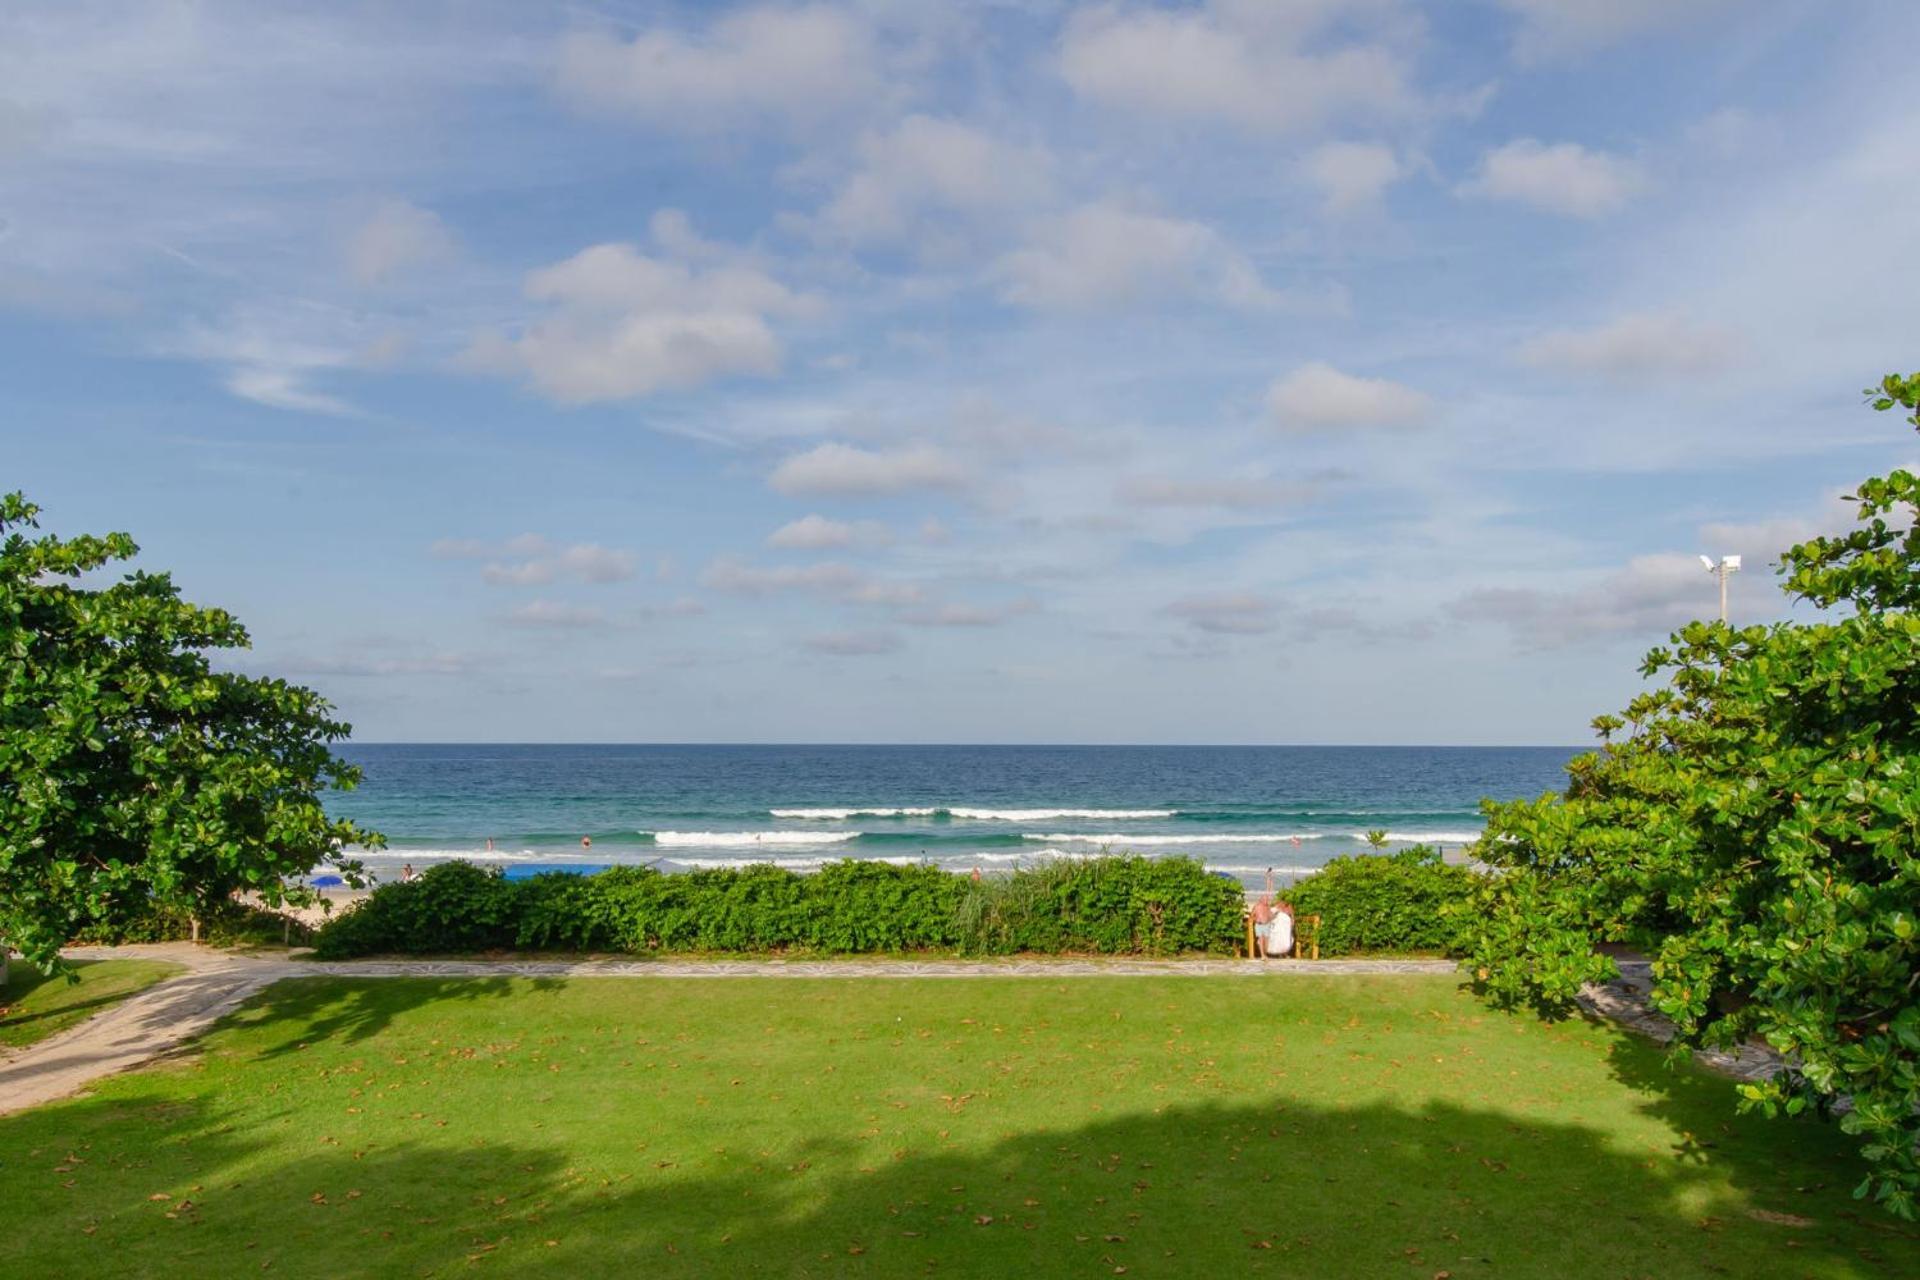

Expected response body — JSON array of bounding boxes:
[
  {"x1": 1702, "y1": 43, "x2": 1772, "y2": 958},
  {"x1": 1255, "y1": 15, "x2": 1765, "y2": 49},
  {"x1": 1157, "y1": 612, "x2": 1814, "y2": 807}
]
[
  {"x1": 1578, "y1": 960, "x2": 1789, "y2": 1084},
  {"x1": 1, "y1": 944, "x2": 1789, "y2": 1116}
]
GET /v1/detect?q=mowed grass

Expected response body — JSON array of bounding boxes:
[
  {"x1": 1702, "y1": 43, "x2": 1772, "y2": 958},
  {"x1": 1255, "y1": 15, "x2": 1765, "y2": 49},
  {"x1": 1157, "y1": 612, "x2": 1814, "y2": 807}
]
[
  {"x1": 0, "y1": 959, "x2": 184, "y2": 1051},
  {"x1": 3, "y1": 976, "x2": 1916, "y2": 1279}
]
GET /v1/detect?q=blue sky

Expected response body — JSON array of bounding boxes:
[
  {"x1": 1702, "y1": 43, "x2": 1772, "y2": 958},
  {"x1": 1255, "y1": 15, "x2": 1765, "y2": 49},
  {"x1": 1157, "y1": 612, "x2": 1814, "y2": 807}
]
[{"x1": 5, "y1": 0, "x2": 1918, "y2": 744}]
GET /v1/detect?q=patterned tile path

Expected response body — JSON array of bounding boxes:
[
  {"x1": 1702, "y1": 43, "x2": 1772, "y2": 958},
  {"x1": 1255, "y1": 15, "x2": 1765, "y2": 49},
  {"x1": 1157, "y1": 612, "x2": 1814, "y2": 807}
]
[
  {"x1": 1579, "y1": 960, "x2": 1788, "y2": 1084},
  {"x1": 2, "y1": 945, "x2": 1786, "y2": 1116}
]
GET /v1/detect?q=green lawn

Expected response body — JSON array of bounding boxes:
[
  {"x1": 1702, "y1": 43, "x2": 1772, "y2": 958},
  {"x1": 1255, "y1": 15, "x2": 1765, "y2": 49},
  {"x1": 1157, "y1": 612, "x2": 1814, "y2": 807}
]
[
  {"x1": 2, "y1": 975, "x2": 1915, "y2": 1278},
  {"x1": 0, "y1": 958, "x2": 184, "y2": 1051}
]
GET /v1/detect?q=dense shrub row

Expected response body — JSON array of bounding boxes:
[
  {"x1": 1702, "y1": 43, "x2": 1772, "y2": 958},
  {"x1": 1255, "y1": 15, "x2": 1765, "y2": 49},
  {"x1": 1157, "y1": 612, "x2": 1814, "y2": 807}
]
[
  {"x1": 312, "y1": 856, "x2": 1246, "y2": 959},
  {"x1": 72, "y1": 898, "x2": 316, "y2": 949},
  {"x1": 1284, "y1": 846, "x2": 1475, "y2": 957}
]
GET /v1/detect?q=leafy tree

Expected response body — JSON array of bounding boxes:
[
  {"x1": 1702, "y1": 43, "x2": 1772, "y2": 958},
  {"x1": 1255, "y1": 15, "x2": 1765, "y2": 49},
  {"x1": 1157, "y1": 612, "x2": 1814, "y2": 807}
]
[
  {"x1": 1460, "y1": 372, "x2": 1920, "y2": 1217},
  {"x1": 0, "y1": 492, "x2": 380, "y2": 979},
  {"x1": 1362, "y1": 828, "x2": 1390, "y2": 850}
]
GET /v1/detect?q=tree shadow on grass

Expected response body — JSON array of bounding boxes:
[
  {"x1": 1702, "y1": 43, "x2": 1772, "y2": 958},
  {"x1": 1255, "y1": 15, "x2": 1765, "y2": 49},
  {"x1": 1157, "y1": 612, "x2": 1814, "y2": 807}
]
[
  {"x1": 220, "y1": 977, "x2": 568, "y2": 1059},
  {"x1": 4, "y1": 1078, "x2": 1916, "y2": 1279}
]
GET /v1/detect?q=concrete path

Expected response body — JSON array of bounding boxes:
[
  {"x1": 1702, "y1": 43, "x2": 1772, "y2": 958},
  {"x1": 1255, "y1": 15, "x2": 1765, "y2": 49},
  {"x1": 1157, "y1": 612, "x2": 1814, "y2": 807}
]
[
  {"x1": 0, "y1": 944, "x2": 299, "y2": 1117},
  {"x1": 2, "y1": 945, "x2": 1789, "y2": 1117}
]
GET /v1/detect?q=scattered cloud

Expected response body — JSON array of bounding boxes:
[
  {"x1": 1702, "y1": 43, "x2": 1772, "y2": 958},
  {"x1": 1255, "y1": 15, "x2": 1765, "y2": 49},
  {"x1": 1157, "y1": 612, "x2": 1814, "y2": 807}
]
[
  {"x1": 346, "y1": 197, "x2": 455, "y2": 286},
  {"x1": 434, "y1": 534, "x2": 637, "y2": 587},
  {"x1": 1118, "y1": 475, "x2": 1308, "y2": 511},
  {"x1": 769, "y1": 441, "x2": 972, "y2": 498},
  {"x1": 1492, "y1": 0, "x2": 1738, "y2": 61},
  {"x1": 1057, "y1": 1, "x2": 1416, "y2": 134},
  {"x1": 1449, "y1": 552, "x2": 1731, "y2": 649},
  {"x1": 1162, "y1": 592, "x2": 1280, "y2": 635},
  {"x1": 1515, "y1": 310, "x2": 1740, "y2": 381},
  {"x1": 814, "y1": 115, "x2": 1054, "y2": 250},
  {"x1": 1699, "y1": 487, "x2": 1866, "y2": 565},
  {"x1": 1290, "y1": 606, "x2": 1435, "y2": 645},
  {"x1": 1304, "y1": 141, "x2": 1404, "y2": 215},
  {"x1": 897, "y1": 598, "x2": 1038, "y2": 628},
  {"x1": 767, "y1": 514, "x2": 893, "y2": 550},
  {"x1": 469, "y1": 214, "x2": 816, "y2": 403},
  {"x1": 1267, "y1": 362, "x2": 1430, "y2": 428},
  {"x1": 554, "y1": 4, "x2": 881, "y2": 133},
  {"x1": 700, "y1": 556, "x2": 862, "y2": 596},
  {"x1": 502, "y1": 600, "x2": 607, "y2": 629},
  {"x1": 276, "y1": 650, "x2": 482, "y2": 677},
  {"x1": 996, "y1": 202, "x2": 1281, "y2": 311},
  {"x1": 1459, "y1": 139, "x2": 1642, "y2": 218},
  {"x1": 801, "y1": 628, "x2": 903, "y2": 656}
]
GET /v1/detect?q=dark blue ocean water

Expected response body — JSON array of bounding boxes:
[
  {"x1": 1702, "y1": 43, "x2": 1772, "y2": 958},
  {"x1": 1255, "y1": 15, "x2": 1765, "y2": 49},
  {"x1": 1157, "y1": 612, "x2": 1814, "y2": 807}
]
[{"x1": 331, "y1": 744, "x2": 1581, "y2": 885}]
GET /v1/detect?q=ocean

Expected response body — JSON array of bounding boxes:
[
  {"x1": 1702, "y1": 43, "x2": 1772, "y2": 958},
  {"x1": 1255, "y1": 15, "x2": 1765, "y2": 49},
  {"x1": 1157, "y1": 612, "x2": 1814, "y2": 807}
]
[{"x1": 329, "y1": 744, "x2": 1581, "y2": 887}]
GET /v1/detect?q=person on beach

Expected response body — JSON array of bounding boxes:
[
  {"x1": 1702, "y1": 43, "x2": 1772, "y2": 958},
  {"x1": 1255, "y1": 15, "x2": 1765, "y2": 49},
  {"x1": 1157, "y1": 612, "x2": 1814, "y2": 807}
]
[
  {"x1": 581, "y1": 835, "x2": 592, "y2": 849},
  {"x1": 401, "y1": 863, "x2": 416, "y2": 883}
]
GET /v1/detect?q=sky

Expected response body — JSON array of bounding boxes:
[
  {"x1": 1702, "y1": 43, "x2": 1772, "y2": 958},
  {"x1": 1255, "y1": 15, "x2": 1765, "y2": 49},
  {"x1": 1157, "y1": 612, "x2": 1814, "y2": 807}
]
[{"x1": 4, "y1": 0, "x2": 1918, "y2": 745}]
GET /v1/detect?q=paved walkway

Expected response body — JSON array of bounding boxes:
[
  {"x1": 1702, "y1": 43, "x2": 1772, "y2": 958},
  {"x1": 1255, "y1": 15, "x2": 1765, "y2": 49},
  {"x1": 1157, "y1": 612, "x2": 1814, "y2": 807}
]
[
  {"x1": 0, "y1": 944, "x2": 296, "y2": 1116},
  {"x1": 1, "y1": 945, "x2": 1789, "y2": 1116}
]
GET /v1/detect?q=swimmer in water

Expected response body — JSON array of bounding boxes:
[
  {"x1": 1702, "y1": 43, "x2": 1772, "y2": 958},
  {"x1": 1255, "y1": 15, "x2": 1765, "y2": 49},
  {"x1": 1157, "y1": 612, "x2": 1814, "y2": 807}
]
[{"x1": 581, "y1": 835, "x2": 593, "y2": 849}]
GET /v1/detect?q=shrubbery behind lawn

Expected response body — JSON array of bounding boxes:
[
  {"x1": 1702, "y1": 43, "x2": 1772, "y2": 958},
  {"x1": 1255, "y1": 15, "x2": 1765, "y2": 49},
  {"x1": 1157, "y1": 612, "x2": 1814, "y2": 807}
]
[{"x1": 312, "y1": 851, "x2": 1476, "y2": 960}]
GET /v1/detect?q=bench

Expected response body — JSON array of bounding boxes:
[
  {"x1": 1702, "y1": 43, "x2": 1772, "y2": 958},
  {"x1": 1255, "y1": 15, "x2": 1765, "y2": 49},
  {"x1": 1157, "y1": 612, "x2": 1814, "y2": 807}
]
[{"x1": 1244, "y1": 911, "x2": 1322, "y2": 960}]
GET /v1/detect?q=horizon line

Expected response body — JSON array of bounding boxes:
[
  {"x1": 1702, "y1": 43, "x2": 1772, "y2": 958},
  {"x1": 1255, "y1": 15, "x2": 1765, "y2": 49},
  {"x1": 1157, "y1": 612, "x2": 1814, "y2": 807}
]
[{"x1": 340, "y1": 741, "x2": 1588, "y2": 750}]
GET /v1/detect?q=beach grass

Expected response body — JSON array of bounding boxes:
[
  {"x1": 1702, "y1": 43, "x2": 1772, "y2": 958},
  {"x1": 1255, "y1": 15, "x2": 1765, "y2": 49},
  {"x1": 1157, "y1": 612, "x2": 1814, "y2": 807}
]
[
  {"x1": 2, "y1": 974, "x2": 1914, "y2": 1278},
  {"x1": 0, "y1": 958, "x2": 184, "y2": 1052}
]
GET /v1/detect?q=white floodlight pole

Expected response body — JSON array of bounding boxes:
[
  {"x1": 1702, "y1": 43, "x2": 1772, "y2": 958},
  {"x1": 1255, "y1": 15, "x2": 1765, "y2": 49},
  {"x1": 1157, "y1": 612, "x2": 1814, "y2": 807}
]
[{"x1": 1701, "y1": 554, "x2": 1741, "y2": 623}]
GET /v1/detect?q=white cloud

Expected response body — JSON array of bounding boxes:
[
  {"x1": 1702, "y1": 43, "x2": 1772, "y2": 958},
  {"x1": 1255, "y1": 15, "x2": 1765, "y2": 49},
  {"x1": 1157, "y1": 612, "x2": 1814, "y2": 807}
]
[
  {"x1": 474, "y1": 220, "x2": 815, "y2": 404},
  {"x1": 553, "y1": 543, "x2": 640, "y2": 583},
  {"x1": 503, "y1": 600, "x2": 607, "y2": 629},
  {"x1": 801, "y1": 629, "x2": 903, "y2": 656},
  {"x1": 769, "y1": 441, "x2": 971, "y2": 498},
  {"x1": 766, "y1": 514, "x2": 892, "y2": 550},
  {"x1": 481, "y1": 560, "x2": 558, "y2": 587},
  {"x1": 897, "y1": 599, "x2": 1038, "y2": 628},
  {"x1": 1515, "y1": 311, "x2": 1740, "y2": 382},
  {"x1": 1267, "y1": 362, "x2": 1430, "y2": 428},
  {"x1": 346, "y1": 198, "x2": 455, "y2": 286},
  {"x1": 554, "y1": 5, "x2": 880, "y2": 133},
  {"x1": 1162, "y1": 592, "x2": 1280, "y2": 635},
  {"x1": 1699, "y1": 488, "x2": 1865, "y2": 565},
  {"x1": 1118, "y1": 476, "x2": 1306, "y2": 511},
  {"x1": 1459, "y1": 139, "x2": 1642, "y2": 218},
  {"x1": 700, "y1": 556, "x2": 862, "y2": 596},
  {"x1": 815, "y1": 115, "x2": 1053, "y2": 248},
  {"x1": 1058, "y1": 1, "x2": 1415, "y2": 133},
  {"x1": 438, "y1": 534, "x2": 637, "y2": 587},
  {"x1": 996, "y1": 202, "x2": 1279, "y2": 311},
  {"x1": 1451, "y1": 552, "x2": 1733, "y2": 649},
  {"x1": 1492, "y1": 0, "x2": 1737, "y2": 61},
  {"x1": 1304, "y1": 141, "x2": 1404, "y2": 215}
]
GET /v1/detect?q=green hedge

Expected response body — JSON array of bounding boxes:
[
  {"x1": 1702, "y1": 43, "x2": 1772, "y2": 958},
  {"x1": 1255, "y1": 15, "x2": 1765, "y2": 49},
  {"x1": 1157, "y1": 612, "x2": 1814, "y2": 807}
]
[
  {"x1": 1284, "y1": 846, "x2": 1476, "y2": 957},
  {"x1": 312, "y1": 856, "x2": 1244, "y2": 960},
  {"x1": 71, "y1": 898, "x2": 316, "y2": 949}
]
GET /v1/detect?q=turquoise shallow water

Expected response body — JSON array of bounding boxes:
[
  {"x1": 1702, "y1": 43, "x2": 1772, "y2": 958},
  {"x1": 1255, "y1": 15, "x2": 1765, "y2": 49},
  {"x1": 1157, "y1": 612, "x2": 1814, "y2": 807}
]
[{"x1": 330, "y1": 744, "x2": 1580, "y2": 886}]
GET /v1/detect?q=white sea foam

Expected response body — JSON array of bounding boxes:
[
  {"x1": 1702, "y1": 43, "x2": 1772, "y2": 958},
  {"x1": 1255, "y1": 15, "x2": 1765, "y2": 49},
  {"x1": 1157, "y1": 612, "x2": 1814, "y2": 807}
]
[
  {"x1": 649, "y1": 830, "x2": 851, "y2": 847},
  {"x1": 770, "y1": 807, "x2": 941, "y2": 819},
  {"x1": 1022, "y1": 832, "x2": 1327, "y2": 845},
  {"x1": 658, "y1": 853, "x2": 928, "y2": 871},
  {"x1": 769, "y1": 806, "x2": 1175, "y2": 821},
  {"x1": 1378, "y1": 831, "x2": 1482, "y2": 843}
]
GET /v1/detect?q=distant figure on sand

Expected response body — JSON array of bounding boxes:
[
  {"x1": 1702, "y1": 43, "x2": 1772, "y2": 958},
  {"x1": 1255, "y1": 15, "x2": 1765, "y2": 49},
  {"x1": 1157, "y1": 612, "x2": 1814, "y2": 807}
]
[
  {"x1": 401, "y1": 863, "x2": 416, "y2": 883},
  {"x1": 485, "y1": 837, "x2": 494, "y2": 852}
]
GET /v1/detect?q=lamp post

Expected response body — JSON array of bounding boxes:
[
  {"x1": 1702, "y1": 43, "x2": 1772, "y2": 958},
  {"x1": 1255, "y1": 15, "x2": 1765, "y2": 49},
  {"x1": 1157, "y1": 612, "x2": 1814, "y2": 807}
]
[{"x1": 1699, "y1": 554, "x2": 1741, "y2": 623}]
